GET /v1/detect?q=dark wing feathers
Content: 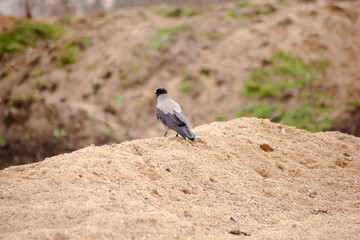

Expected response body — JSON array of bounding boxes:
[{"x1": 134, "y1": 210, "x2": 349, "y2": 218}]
[
  {"x1": 156, "y1": 108, "x2": 161, "y2": 121},
  {"x1": 156, "y1": 108, "x2": 187, "y2": 128},
  {"x1": 174, "y1": 111, "x2": 188, "y2": 125},
  {"x1": 156, "y1": 108, "x2": 196, "y2": 140}
]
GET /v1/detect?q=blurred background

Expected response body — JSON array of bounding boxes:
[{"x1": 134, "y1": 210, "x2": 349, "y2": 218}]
[{"x1": 0, "y1": 0, "x2": 359, "y2": 169}]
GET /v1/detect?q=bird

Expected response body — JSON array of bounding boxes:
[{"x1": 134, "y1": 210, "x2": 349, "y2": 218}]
[{"x1": 155, "y1": 88, "x2": 196, "y2": 141}]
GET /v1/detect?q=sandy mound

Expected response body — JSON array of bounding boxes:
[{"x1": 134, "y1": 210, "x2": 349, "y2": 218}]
[{"x1": 1, "y1": 118, "x2": 359, "y2": 239}]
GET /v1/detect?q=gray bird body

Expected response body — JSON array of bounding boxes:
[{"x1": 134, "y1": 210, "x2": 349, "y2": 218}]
[{"x1": 156, "y1": 91, "x2": 196, "y2": 141}]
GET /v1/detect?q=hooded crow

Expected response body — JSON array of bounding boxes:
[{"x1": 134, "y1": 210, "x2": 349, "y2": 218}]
[{"x1": 155, "y1": 88, "x2": 196, "y2": 141}]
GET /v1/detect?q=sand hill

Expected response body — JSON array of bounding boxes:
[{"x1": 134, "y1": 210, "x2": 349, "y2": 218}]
[{"x1": 1, "y1": 118, "x2": 359, "y2": 239}]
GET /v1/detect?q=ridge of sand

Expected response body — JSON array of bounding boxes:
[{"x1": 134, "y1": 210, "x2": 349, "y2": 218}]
[{"x1": 1, "y1": 118, "x2": 360, "y2": 239}]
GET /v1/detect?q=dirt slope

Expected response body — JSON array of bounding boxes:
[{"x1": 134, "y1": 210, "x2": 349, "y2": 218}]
[{"x1": 1, "y1": 118, "x2": 359, "y2": 239}]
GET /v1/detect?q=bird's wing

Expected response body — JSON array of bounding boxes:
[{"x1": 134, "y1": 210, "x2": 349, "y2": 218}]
[
  {"x1": 156, "y1": 108, "x2": 187, "y2": 128},
  {"x1": 174, "y1": 111, "x2": 189, "y2": 125}
]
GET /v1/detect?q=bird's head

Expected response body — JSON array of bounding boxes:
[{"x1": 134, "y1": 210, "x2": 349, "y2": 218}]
[{"x1": 155, "y1": 88, "x2": 168, "y2": 97}]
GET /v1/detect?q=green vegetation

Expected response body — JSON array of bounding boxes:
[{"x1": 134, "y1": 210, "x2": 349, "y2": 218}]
[
  {"x1": 112, "y1": 93, "x2": 123, "y2": 103},
  {"x1": 236, "y1": 1, "x2": 251, "y2": 8},
  {"x1": 77, "y1": 37, "x2": 91, "y2": 47},
  {"x1": 0, "y1": 21, "x2": 65, "y2": 57},
  {"x1": 278, "y1": 104, "x2": 332, "y2": 131},
  {"x1": 34, "y1": 80, "x2": 47, "y2": 90},
  {"x1": 92, "y1": 83, "x2": 100, "y2": 92},
  {"x1": 62, "y1": 14, "x2": 76, "y2": 23},
  {"x1": 313, "y1": 59, "x2": 331, "y2": 72},
  {"x1": 56, "y1": 42, "x2": 81, "y2": 67},
  {"x1": 52, "y1": 81, "x2": 60, "y2": 91},
  {"x1": 103, "y1": 105, "x2": 116, "y2": 115},
  {"x1": 32, "y1": 68, "x2": 43, "y2": 78},
  {"x1": 117, "y1": 81, "x2": 126, "y2": 89},
  {"x1": 146, "y1": 25, "x2": 189, "y2": 51},
  {"x1": 23, "y1": 134, "x2": 30, "y2": 141},
  {"x1": 255, "y1": 4, "x2": 277, "y2": 15},
  {"x1": 56, "y1": 37, "x2": 91, "y2": 67},
  {"x1": 216, "y1": 114, "x2": 227, "y2": 122},
  {"x1": 86, "y1": 63, "x2": 97, "y2": 71},
  {"x1": 241, "y1": 52, "x2": 327, "y2": 98},
  {"x1": 103, "y1": 126, "x2": 112, "y2": 135},
  {"x1": 0, "y1": 134, "x2": 3, "y2": 145},
  {"x1": 28, "y1": 94, "x2": 37, "y2": 101},
  {"x1": 151, "y1": 7, "x2": 198, "y2": 17},
  {"x1": 181, "y1": 7, "x2": 198, "y2": 17},
  {"x1": 351, "y1": 100, "x2": 359, "y2": 107},
  {"x1": 200, "y1": 67, "x2": 211, "y2": 76},
  {"x1": 180, "y1": 81, "x2": 191, "y2": 93},
  {"x1": 182, "y1": 70, "x2": 192, "y2": 80},
  {"x1": 199, "y1": 31, "x2": 222, "y2": 40},
  {"x1": 1, "y1": 72, "x2": 9, "y2": 81},
  {"x1": 225, "y1": 11, "x2": 242, "y2": 19},
  {"x1": 53, "y1": 128, "x2": 66, "y2": 138},
  {"x1": 235, "y1": 103, "x2": 275, "y2": 119},
  {"x1": 0, "y1": 72, "x2": 13, "y2": 81},
  {"x1": 119, "y1": 69, "x2": 127, "y2": 80},
  {"x1": 9, "y1": 94, "x2": 37, "y2": 104},
  {"x1": 237, "y1": 52, "x2": 332, "y2": 132},
  {"x1": 228, "y1": 2, "x2": 277, "y2": 19},
  {"x1": 154, "y1": 26, "x2": 189, "y2": 39},
  {"x1": 180, "y1": 70, "x2": 200, "y2": 93}
]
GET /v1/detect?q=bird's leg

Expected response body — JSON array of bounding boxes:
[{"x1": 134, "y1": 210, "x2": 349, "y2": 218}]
[
  {"x1": 176, "y1": 133, "x2": 179, "y2": 137},
  {"x1": 164, "y1": 130, "x2": 168, "y2": 137}
]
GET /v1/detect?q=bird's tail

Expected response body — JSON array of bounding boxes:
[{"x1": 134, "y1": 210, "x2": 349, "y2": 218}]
[{"x1": 175, "y1": 125, "x2": 196, "y2": 141}]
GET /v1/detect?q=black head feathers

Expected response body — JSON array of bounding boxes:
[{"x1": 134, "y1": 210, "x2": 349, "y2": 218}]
[{"x1": 155, "y1": 88, "x2": 168, "y2": 97}]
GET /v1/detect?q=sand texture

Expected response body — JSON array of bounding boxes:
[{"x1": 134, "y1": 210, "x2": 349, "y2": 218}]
[
  {"x1": 1, "y1": 118, "x2": 360, "y2": 239},
  {"x1": 1, "y1": 1, "x2": 360, "y2": 168}
]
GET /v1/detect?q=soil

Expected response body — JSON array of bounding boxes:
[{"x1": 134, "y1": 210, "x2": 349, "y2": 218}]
[
  {"x1": 1, "y1": 0, "x2": 360, "y2": 169},
  {"x1": 1, "y1": 118, "x2": 359, "y2": 239}
]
